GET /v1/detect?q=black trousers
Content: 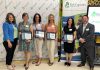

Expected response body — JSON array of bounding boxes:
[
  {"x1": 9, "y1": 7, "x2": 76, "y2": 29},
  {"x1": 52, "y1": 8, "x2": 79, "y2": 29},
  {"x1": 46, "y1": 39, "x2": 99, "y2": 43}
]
[
  {"x1": 80, "y1": 46, "x2": 95, "y2": 68},
  {"x1": 3, "y1": 38, "x2": 18, "y2": 65}
]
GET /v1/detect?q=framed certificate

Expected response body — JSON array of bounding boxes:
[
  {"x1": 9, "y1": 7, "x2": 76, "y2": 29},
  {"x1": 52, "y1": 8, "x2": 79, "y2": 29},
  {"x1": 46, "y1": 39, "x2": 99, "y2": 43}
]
[
  {"x1": 47, "y1": 32, "x2": 56, "y2": 40},
  {"x1": 64, "y1": 34, "x2": 73, "y2": 41},
  {"x1": 22, "y1": 32, "x2": 32, "y2": 40},
  {"x1": 35, "y1": 30, "x2": 44, "y2": 38},
  {"x1": 64, "y1": 35, "x2": 67, "y2": 41}
]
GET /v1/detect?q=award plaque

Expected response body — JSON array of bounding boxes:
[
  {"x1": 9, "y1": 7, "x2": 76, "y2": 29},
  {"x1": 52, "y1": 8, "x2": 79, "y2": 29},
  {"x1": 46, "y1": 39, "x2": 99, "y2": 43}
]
[
  {"x1": 22, "y1": 32, "x2": 32, "y2": 40},
  {"x1": 64, "y1": 34, "x2": 73, "y2": 42},
  {"x1": 35, "y1": 30, "x2": 44, "y2": 38},
  {"x1": 47, "y1": 32, "x2": 56, "y2": 40}
]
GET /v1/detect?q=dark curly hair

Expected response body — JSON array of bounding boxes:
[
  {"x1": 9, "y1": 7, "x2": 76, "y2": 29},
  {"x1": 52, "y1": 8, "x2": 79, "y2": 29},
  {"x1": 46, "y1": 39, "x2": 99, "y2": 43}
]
[
  {"x1": 66, "y1": 17, "x2": 75, "y2": 28},
  {"x1": 33, "y1": 13, "x2": 41, "y2": 24}
]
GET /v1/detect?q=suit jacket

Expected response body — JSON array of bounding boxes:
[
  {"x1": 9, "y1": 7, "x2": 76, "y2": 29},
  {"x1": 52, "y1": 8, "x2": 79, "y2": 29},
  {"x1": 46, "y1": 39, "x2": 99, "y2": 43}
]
[{"x1": 77, "y1": 23, "x2": 95, "y2": 47}]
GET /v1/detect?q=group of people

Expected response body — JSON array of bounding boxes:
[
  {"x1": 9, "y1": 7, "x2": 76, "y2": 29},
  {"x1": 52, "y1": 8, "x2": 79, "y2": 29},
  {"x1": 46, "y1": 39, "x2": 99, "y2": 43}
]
[
  {"x1": 63, "y1": 15, "x2": 95, "y2": 70},
  {"x1": 2, "y1": 13, "x2": 57, "y2": 70},
  {"x1": 2, "y1": 12, "x2": 95, "y2": 70}
]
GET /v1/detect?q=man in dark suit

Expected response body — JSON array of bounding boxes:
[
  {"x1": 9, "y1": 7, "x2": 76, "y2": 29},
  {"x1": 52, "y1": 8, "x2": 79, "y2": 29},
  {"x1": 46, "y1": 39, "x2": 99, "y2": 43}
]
[{"x1": 77, "y1": 15, "x2": 95, "y2": 70}]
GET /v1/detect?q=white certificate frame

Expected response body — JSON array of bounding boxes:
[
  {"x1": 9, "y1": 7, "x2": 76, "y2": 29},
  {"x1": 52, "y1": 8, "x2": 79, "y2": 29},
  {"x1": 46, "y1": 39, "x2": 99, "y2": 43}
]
[
  {"x1": 47, "y1": 32, "x2": 56, "y2": 40},
  {"x1": 64, "y1": 34, "x2": 73, "y2": 41},
  {"x1": 22, "y1": 32, "x2": 32, "y2": 40},
  {"x1": 35, "y1": 30, "x2": 45, "y2": 38}
]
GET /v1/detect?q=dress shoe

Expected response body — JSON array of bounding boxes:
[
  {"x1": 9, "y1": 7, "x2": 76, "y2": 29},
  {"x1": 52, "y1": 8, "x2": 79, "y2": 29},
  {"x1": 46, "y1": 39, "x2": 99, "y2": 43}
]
[{"x1": 77, "y1": 64, "x2": 85, "y2": 67}]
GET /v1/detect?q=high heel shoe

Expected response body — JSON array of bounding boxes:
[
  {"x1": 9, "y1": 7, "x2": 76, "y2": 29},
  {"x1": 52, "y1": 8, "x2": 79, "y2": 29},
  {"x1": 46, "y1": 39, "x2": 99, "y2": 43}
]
[
  {"x1": 25, "y1": 64, "x2": 29, "y2": 70},
  {"x1": 24, "y1": 64, "x2": 26, "y2": 67},
  {"x1": 32, "y1": 58, "x2": 39, "y2": 64},
  {"x1": 25, "y1": 66, "x2": 29, "y2": 70},
  {"x1": 64, "y1": 62, "x2": 68, "y2": 66},
  {"x1": 24, "y1": 61, "x2": 30, "y2": 67},
  {"x1": 12, "y1": 64, "x2": 16, "y2": 68},
  {"x1": 35, "y1": 59, "x2": 41, "y2": 66},
  {"x1": 67, "y1": 62, "x2": 71, "y2": 66},
  {"x1": 32, "y1": 60, "x2": 38, "y2": 64},
  {"x1": 48, "y1": 62, "x2": 54, "y2": 66}
]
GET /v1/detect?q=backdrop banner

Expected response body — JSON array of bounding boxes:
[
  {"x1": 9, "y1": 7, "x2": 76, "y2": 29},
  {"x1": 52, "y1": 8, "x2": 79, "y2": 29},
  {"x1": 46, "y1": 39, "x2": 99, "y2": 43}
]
[
  {"x1": 61, "y1": 0, "x2": 88, "y2": 62},
  {"x1": 0, "y1": 0, "x2": 60, "y2": 61}
]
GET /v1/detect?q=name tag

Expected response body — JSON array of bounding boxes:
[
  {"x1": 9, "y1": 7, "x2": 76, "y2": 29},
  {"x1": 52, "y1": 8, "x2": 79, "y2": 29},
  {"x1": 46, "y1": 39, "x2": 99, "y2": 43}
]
[
  {"x1": 22, "y1": 32, "x2": 32, "y2": 40},
  {"x1": 35, "y1": 30, "x2": 44, "y2": 38},
  {"x1": 69, "y1": 29, "x2": 72, "y2": 31},
  {"x1": 25, "y1": 25, "x2": 29, "y2": 28},
  {"x1": 86, "y1": 28, "x2": 89, "y2": 31},
  {"x1": 47, "y1": 32, "x2": 56, "y2": 40}
]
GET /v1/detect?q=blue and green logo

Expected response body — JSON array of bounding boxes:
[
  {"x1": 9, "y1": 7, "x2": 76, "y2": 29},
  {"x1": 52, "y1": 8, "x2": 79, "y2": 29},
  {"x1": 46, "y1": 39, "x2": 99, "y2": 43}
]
[
  {"x1": 91, "y1": 11, "x2": 96, "y2": 17},
  {"x1": 64, "y1": 1, "x2": 86, "y2": 8},
  {"x1": 91, "y1": 11, "x2": 100, "y2": 17}
]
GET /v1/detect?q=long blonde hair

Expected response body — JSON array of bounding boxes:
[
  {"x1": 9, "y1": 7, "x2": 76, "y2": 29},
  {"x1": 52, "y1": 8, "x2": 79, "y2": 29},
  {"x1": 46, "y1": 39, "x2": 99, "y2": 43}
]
[{"x1": 48, "y1": 14, "x2": 55, "y2": 25}]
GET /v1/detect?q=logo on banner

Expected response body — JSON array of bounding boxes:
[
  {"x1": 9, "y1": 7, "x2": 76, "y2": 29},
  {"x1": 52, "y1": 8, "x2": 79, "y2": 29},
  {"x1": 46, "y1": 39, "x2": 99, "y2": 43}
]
[
  {"x1": 64, "y1": 0, "x2": 87, "y2": 8},
  {"x1": 65, "y1": 2, "x2": 69, "y2": 8},
  {"x1": 91, "y1": 11, "x2": 100, "y2": 17}
]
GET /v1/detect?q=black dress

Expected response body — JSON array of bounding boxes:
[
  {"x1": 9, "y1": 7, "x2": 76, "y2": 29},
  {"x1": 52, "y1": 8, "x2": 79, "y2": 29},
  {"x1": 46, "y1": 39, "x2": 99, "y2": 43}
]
[{"x1": 63, "y1": 25, "x2": 76, "y2": 53}]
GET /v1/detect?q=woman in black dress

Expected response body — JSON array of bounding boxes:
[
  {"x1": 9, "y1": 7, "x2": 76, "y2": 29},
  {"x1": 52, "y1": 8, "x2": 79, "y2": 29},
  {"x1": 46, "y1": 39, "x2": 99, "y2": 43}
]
[{"x1": 63, "y1": 17, "x2": 76, "y2": 66}]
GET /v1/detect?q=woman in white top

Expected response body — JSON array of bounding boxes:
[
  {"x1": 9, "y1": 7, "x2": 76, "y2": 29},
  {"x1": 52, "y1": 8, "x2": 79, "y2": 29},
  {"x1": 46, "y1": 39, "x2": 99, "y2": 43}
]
[{"x1": 32, "y1": 13, "x2": 45, "y2": 66}]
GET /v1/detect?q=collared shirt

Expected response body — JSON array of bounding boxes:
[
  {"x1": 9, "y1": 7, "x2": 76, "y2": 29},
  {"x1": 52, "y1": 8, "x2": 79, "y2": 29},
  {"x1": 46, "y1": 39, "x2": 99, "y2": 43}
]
[{"x1": 83, "y1": 23, "x2": 88, "y2": 34}]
